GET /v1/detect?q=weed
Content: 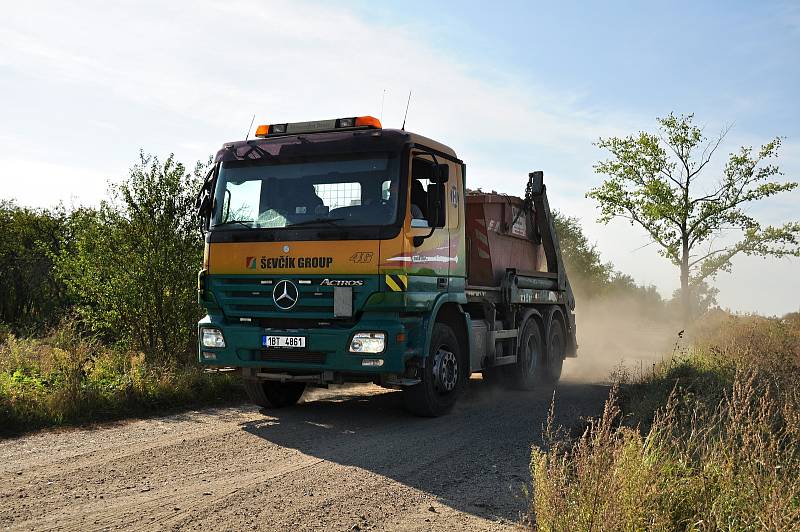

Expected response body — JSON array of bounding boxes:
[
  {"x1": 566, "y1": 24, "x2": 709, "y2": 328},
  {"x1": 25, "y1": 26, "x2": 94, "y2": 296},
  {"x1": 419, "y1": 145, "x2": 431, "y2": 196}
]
[
  {"x1": 0, "y1": 322, "x2": 243, "y2": 436},
  {"x1": 530, "y1": 312, "x2": 800, "y2": 531}
]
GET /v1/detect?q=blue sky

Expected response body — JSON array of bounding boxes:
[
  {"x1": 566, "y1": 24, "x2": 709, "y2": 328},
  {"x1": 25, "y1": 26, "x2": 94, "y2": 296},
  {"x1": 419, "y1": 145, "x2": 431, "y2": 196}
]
[
  {"x1": 1, "y1": 0, "x2": 798, "y2": 315},
  {"x1": 357, "y1": 0, "x2": 800, "y2": 127}
]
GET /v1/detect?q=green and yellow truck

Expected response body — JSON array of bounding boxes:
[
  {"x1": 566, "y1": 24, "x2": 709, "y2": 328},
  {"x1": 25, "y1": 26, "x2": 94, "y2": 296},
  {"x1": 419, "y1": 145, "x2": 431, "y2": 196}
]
[{"x1": 195, "y1": 116, "x2": 577, "y2": 416}]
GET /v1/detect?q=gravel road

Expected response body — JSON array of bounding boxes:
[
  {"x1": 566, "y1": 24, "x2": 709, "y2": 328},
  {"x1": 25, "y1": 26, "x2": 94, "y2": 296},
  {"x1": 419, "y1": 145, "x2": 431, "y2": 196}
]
[{"x1": 0, "y1": 376, "x2": 609, "y2": 531}]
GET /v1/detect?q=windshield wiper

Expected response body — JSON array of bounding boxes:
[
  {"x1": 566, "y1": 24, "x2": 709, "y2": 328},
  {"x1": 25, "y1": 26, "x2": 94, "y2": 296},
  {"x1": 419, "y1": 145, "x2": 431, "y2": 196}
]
[
  {"x1": 287, "y1": 217, "x2": 345, "y2": 228},
  {"x1": 212, "y1": 219, "x2": 254, "y2": 229}
]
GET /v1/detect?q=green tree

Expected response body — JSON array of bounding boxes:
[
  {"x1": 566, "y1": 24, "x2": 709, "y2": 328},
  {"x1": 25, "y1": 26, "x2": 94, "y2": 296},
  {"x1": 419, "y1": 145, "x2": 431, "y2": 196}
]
[
  {"x1": 56, "y1": 152, "x2": 206, "y2": 361},
  {"x1": 0, "y1": 201, "x2": 68, "y2": 331},
  {"x1": 552, "y1": 211, "x2": 614, "y2": 299},
  {"x1": 588, "y1": 113, "x2": 799, "y2": 320}
]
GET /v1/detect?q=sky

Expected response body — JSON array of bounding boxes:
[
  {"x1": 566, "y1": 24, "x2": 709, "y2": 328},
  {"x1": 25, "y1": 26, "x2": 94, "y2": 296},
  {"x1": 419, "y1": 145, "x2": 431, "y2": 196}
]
[{"x1": 1, "y1": 0, "x2": 798, "y2": 315}]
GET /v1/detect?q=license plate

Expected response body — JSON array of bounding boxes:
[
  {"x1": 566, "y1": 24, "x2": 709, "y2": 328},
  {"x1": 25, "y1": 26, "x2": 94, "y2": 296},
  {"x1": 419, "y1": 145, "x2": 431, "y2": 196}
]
[{"x1": 262, "y1": 335, "x2": 306, "y2": 349}]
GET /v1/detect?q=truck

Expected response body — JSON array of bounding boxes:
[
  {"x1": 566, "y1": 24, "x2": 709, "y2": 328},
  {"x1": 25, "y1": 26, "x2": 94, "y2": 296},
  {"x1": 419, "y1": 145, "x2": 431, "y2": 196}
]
[{"x1": 195, "y1": 115, "x2": 577, "y2": 416}]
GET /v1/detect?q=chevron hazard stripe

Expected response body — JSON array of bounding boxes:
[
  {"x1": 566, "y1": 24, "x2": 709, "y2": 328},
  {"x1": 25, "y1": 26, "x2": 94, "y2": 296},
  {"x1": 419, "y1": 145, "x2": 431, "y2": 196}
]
[{"x1": 385, "y1": 274, "x2": 408, "y2": 292}]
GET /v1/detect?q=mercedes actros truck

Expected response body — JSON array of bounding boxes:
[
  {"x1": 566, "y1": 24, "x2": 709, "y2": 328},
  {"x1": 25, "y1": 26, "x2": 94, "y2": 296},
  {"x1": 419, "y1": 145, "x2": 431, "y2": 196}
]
[{"x1": 195, "y1": 115, "x2": 577, "y2": 416}]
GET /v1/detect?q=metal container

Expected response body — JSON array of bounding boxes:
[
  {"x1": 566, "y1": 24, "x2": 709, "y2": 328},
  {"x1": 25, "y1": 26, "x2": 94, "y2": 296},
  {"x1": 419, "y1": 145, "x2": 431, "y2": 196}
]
[{"x1": 465, "y1": 192, "x2": 547, "y2": 287}]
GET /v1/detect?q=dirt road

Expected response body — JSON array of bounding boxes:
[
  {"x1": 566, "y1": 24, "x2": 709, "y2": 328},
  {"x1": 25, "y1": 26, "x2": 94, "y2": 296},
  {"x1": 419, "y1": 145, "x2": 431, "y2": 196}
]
[{"x1": 0, "y1": 376, "x2": 609, "y2": 531}]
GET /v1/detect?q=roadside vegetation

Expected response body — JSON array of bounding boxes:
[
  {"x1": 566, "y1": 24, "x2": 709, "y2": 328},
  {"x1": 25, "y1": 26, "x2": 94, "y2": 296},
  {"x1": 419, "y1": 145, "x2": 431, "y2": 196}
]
[
  {"x1": 528, "y1": 114, "x2": 800, "y2": 530},
  {"x1": 0, "y1": 152, "x2": 243, "y2": 436},
  {"x1": 531, "y1": 114, "x2": 800, "y2": 531},
  {"x1": 530, "y1": 311, "x2": 800, "y2": 531},
  {"x1": 0, "y1": 324, "x2": 242, "y2": 434}
]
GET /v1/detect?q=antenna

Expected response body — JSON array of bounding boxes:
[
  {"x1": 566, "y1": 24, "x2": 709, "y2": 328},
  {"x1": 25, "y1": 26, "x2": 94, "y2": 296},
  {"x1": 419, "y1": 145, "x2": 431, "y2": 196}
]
[
  {"x1": 379, "y1": 89, "x2": 387, "y2": 122},
  {"x1": 244, "y1": 114, "x2": 255, "y2": 141},
  {"x1": 401, "y1": 90, "x2": 412, "y2": 130}
]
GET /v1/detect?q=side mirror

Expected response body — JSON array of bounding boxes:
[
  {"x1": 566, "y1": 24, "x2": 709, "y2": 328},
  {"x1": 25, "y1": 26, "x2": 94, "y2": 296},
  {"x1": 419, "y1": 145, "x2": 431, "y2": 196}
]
[
  {"x1": 199, "y1": 195, "x2": 213, "y2": 232},
  {"x1": 198, "y1": 193, "x2": 212, "y2": 217},
  {"x1": 413, "y1": 182, "x2": 445, "y2": 247},
  {"x1": 426, "y1": 182, "x2": 445, "y2": 228},
  {"x1": 433, "y1": 164, "x2": 449, "y2": 183},
  {"x1": 195, "y1": 164, "x2": 219, "y2": 234}
]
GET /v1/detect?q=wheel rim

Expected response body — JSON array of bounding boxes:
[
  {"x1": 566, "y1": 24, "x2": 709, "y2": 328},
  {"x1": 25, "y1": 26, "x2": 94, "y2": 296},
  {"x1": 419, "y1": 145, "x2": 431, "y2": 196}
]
[{"x1": 432, "y1": 346, "x2": 458, "y2": 393}]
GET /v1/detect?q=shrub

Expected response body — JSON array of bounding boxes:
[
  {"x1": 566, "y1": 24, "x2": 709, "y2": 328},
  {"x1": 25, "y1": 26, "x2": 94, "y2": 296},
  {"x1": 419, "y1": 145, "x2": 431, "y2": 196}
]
[
  {"x1": 54, "y1": 153, "x2": 207, "y2": 362},
  {"x1": 0, "y1": 322, "x2": 243, "y2": 436},
  {"x1": 530, "y1": 312, "x2": 800, "y2": 531},
  {"x1": 0, "y1": 201, "x2": 69, "y2": 332}
]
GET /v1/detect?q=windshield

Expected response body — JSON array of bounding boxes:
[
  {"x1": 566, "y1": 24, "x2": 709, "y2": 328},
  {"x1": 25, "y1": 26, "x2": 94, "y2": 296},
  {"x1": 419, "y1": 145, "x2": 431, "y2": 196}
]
[{"x1": 211, "y1": 155, "x2": 401, "y2": 229}]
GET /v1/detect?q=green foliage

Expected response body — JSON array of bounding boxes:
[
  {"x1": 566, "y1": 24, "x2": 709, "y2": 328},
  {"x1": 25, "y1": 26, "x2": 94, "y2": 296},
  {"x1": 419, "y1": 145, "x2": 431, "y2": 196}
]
[
  {"x1": 530, "y1": 313, "x2": 800, "y2": 531},
  {"x1": 55, "y1": 152, "x2": 207, "y2": 362},
  {"x1": 553, "y1": 211, "x2": 614, "y2": 299},
  {"x1": 553, "y1": 211, "x2": 665, "y2": 312},
  {"x1": 0, "y1": 321, "x2": 243, "y2": 435},
  {"x1": 588, "y1": 113, "x2": 799, "y2": 318},
  {"x1": 0, "y1": 150, "x2": 245, "y2": 433},
  {"x1": 0, "y1": 201, "x2": 69, "y2": 331}
]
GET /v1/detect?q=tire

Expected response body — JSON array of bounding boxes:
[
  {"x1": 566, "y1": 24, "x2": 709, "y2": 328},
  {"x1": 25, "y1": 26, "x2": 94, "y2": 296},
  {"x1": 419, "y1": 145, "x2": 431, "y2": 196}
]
[
  {"x1": 244, "y1": 380, "x2": 306, "y2": 409},
  {"x1": 506, "y1": 317, "x2": 544, "y2": 390},
  {"x1": 542, "y1": 318, "x2": 565, "y2": 385},
  {"x1": 403, "y1": 323, "x2": 466, "y2": 417}
]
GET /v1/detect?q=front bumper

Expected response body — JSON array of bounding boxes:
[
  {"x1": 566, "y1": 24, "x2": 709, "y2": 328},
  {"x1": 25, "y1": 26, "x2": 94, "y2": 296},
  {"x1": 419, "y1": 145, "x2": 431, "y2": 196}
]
[{"x1": 197, "y1": 312, "x2": 423, "y2": 375}]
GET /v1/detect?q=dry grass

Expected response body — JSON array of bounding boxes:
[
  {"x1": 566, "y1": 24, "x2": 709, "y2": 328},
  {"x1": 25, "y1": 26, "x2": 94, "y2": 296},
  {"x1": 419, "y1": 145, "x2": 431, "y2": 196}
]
[
  {"x1": 530, "y1": 312, "x2": 800, "y2": 531},
  {"x1": 0, "y1": 323, "x2": 243, "y2": 436}
]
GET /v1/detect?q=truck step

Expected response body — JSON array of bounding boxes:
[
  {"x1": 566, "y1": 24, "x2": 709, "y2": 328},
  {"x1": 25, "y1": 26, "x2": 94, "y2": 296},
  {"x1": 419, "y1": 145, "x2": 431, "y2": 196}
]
[{"x1": 493, "y1": 329, "x2": 518, "y2": 339}]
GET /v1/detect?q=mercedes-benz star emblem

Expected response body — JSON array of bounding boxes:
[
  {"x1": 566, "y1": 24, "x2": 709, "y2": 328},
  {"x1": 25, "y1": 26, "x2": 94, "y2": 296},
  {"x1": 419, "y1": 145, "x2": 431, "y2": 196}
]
[{"x1": 273, "y1": 280, "x2": 299, "y2": 310}]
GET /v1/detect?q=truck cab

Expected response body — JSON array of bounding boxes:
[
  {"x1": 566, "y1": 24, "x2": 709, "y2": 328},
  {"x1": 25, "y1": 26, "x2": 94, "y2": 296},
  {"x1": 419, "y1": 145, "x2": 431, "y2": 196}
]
[{"x1": 196, "y1": 116, "x2": 576, "y2": 416}]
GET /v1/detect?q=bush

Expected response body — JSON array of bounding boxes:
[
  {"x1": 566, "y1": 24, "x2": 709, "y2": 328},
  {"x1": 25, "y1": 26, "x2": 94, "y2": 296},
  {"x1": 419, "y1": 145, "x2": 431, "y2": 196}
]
[
  {"x1": 0, "y1": 322, "x2": 244, "y2": 436},
  {"x1": 530, "y1": 312, "x2": 800, "y2": 530},
  {"x1": 55, "y1": 152, "x2": 207, "y2": 362},
  {"x1": 0, "y1": 201, "x2": 69, "y2": 332},
  {"x1": 0, "y1": 152, "x2": 240, "y2": 435}
]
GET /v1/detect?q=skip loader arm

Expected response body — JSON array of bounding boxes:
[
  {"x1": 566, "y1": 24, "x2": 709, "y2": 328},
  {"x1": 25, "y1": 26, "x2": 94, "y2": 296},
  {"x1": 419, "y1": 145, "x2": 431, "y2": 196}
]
[{"x1": 527, "y1": 171, "x2": 575, "y2": 312}]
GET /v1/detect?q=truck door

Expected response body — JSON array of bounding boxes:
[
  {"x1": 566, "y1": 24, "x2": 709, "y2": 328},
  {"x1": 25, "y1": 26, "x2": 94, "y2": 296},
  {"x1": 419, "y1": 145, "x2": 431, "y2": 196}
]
[
  {"x1": 408, "y1": 153, "x2": 449, "y2": 283},
  {"x1": 444, "y1": 161, "x2": 464, "y2": 280}
]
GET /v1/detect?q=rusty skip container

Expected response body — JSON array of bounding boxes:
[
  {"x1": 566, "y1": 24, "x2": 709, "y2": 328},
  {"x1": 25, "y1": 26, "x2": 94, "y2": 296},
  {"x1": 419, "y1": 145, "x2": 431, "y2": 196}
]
[{"x1": 465, "y1": 192, "x2": 551, "y2": 287}]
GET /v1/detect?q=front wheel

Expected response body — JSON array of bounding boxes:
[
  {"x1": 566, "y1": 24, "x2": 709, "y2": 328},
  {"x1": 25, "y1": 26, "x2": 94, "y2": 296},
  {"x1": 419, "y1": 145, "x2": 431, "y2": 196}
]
[
  {"x1": 244, "y1": 380, "x2": 306, "y2": 409},
  {"x1": 403, "y1": 323, "x2": 465, "y2": 417}
]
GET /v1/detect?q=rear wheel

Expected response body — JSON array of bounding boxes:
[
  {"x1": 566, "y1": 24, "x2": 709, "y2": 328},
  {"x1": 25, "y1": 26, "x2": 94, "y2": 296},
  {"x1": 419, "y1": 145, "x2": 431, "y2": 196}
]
[
  {"x1": 506, "y1": 318, "x2": 544, "y2": 390},
  {"x1": 244, "y1": 380, "x2": 306, "y2": 409},
  {"x1": 542, "y1": 319, "x2": 565, "y2": 384},
  {"x1": 403, "y1": 323, "x2": 465, "y2": 417}
]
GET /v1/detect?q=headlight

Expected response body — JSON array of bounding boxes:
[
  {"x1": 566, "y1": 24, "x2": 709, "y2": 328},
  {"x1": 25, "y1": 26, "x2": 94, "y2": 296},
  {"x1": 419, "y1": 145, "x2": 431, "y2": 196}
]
[
  {"x1": 349, "y1": 332, "x2": 385, "y2": 353},
  {"x1": 201, "y1": 328, "x2": 226, "y2": 348}
]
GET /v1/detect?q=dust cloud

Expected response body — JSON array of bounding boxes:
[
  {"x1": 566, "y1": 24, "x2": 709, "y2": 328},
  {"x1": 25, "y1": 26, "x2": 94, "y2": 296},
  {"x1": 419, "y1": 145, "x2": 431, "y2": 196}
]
[{"x1": 562, "y1": 295, "x2": 683, "y2": 384}]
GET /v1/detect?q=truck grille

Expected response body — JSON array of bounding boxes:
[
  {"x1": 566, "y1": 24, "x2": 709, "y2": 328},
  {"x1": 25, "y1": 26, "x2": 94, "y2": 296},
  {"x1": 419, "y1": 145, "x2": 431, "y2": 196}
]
[{"x1": 208, "y1": 275, "x2": 376, "y2": 320}]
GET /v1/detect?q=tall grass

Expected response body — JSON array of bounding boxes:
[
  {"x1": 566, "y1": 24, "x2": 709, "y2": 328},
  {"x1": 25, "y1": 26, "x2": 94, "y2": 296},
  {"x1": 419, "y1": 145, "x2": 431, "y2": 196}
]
[
  {"x1": 530, "y1": 312, "x2": 800, "y2": 531},
  {"x1": 0, "y1": 322, "x2": 243, "y2": 436}
]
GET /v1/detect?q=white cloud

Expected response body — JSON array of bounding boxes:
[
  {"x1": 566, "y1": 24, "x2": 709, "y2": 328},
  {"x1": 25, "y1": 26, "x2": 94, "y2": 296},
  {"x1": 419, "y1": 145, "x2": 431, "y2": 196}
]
[{"x1": 0, "y1": 159, "x2": 118, "y2": 208}]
